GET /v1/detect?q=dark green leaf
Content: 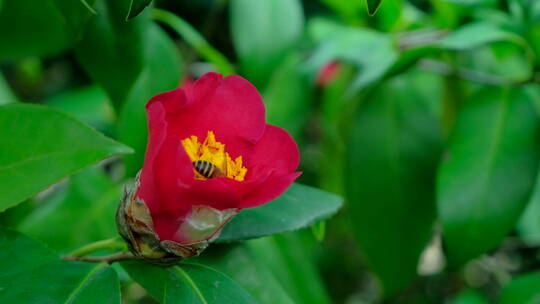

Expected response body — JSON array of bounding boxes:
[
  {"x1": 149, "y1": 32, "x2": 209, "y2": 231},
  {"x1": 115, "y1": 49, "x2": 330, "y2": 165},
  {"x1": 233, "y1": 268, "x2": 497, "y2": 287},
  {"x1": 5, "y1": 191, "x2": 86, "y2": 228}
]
[
  {"x1": 126, "y1": 0, "x2": 152, "y2": 20},
  {"x1": 0, "y1": 229, "x2": 120, "y2": 303},
  {"x1": 498, "y1": 272, "x2": 540, "y2": 304},
  {"x1": 200, "y1": 245, "x2": 295, "y2": 304},
  {"x1": 0, "y1": 104, "x2": 132, "y2": 212},
  {"x1": 450, "y1": 289, "x2": 488, "y2": 304},
  {"x1": 121, "y1": 261, "x2": 258, "y2": 303},
  {"x1": 0, "y1": 0, "x2": 71, "y2": 60},
  {"x1": 51, "y1": 0, "x2": 97, "y2": 39},
  {"x1": 438, "y1": 88, "x2": 540, "y2": 267},
  {"x1": 230, "y1": 0, "x2": 304, "y2": 86},
  {"x1": 18, "y1": 167, "x2": 120, "y2": 252},
  {"x1": 74, "y1": 0, "x2": 147, "y2": 109},
  {"x1": 366, "y1": 0, "x2": 383, "y2": 16},
  {"x1": 117, "y1": 22, "x2": 182, "y2": 177},
  {"x1": 217, "y1": 183, "x2": 343, "y2": 242},
  {"x1": 518, "y1": 162, "x2": 540, "y2": 245},
  {"x1": 345, "y1": 71, "x2": 443, "y2": 295},
  {"x1": 246, "y1": 233, "x2": 331, "y2": 304}
]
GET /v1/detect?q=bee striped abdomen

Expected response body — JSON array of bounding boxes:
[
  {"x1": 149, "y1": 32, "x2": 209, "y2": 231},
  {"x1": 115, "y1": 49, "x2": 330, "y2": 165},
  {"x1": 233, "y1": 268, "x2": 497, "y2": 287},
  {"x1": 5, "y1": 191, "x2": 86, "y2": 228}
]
[{"x1": 193, "y1": 160, "x2": 223, "y2": 178}]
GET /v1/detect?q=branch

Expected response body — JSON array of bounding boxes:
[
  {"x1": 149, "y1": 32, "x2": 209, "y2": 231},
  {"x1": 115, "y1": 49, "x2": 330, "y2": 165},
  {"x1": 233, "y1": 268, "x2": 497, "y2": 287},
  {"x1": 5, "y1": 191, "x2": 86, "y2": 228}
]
[{"x1": 63, "y1": 251, "x2": 139, "y2": 264}]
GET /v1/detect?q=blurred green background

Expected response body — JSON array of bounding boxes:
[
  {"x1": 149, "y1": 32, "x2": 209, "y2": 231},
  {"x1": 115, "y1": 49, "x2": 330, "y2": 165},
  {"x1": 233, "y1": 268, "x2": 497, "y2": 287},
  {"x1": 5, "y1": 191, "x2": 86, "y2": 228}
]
[{"x1": 2, "y1": 0, "x2": 540, "y2": 303}]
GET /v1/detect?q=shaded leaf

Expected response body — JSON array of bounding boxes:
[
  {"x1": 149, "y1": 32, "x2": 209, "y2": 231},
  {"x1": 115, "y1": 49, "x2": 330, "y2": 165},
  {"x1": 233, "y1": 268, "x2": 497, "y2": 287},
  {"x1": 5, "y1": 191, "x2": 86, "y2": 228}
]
[
  {"x1": 438, "y1": 88, "x2": 540, "y2": 267},
  {"x1": 498, "y1": 272, "x2": 540, "y2": 304},
  {"x1": 345, "y1": 71, "x2": 443, "y2": 295},
  {"x1": 121, "y1": 261, "x2": 258, "y2": 303},
  {"x1": 366, "y1": 0, "x2": 383, "y2": 16},
  {"x1": 218, "y1": 183, "x2": 343, "y2": 242},
  {"x1": 0, "y1": 0, "x2": 71, "y2": 60},
  {"x1": 74, "y1": 0, "x2": 147, "y2": 109},
  {"x1": 0, "y1": 104, "x2": 132, "y2": 212},
  {"x1": 51, "y1": 0, "x2": 97, "y2": 39},
  {"x1": 18, "y1": 167, "x2": 120, "y2": 252},
  {"x1": 0, "y1": 229, "x2": 120, "y2": 304},
  {"x1": 126, "y1": 0, "x2": 152, "y2": 20}
]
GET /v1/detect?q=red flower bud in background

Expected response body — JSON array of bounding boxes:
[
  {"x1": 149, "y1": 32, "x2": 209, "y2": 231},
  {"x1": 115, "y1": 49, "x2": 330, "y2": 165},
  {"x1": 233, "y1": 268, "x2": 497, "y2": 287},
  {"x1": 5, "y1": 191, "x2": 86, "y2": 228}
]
[
  {"x1": 117, "y1": 72, "x2": 301, "y2": 264},
  {"x1": 316, "y1": 61, "x2": 341, "y2": 86}
]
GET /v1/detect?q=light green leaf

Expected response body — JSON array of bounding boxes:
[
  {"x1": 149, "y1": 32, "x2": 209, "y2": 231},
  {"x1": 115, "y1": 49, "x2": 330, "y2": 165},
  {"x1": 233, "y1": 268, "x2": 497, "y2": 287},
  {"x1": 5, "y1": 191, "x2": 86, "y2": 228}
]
[
  {"x1": 0, "y1": 229, "x2": 120, "y2": 303},
  {"x1": 230, "y1": 0, "x2": 303, "y2": 86},
  {"x1": 450, "y1": 289, "x2": 488, "y2": 304},
  {"x1": 117, "y1": 21, "x2": 182, "y2": 177},
  {"x1": 439, "y1": 22, "x2": 523, "y2": 50},
  {"x1": 217, "y1": 183, "x2": 343, "y2": 242},
  {"x1": 126, "y1": 0, "x2": 152, "y2": 20},
  {"x1": 498, "y1": 272, "x2": 540, "y2": 304},
  {"x1": 121, "y1": 261, "x2": 258, "y2": 303},
  {"x1": 438, "y1": 88, "x2": 540, "y2": 267},
  {"x1": 345, "y1": 71, "x2": 443, "y2": 295},
  {"x1": 0, "y1": 104, "x2": 132, "y2": 212}
]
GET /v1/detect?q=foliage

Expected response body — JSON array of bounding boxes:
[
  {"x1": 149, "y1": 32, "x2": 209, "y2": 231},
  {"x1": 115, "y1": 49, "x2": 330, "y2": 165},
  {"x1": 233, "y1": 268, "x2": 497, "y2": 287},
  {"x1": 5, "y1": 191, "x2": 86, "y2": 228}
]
[{"x1": 1, "y1": 0, "x2": 540, "y2": 303}]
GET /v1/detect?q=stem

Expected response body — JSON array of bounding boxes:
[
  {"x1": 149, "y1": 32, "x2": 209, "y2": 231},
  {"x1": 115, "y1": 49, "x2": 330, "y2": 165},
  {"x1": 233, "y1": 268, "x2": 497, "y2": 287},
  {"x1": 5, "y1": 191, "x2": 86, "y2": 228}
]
[
  {"x1": 63, "y1": 252, "x2": 139, "y2": 264},
  {"x1": 68, "y1": 237, "x2": 126, "y2": 257}
]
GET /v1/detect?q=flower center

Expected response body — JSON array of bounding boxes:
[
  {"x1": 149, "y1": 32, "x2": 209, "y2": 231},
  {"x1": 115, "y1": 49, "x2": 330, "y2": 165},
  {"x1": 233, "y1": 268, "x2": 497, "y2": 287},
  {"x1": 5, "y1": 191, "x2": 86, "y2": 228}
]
[{"x1": 181, "y1": 131, "x2": 247, "y2": 181}]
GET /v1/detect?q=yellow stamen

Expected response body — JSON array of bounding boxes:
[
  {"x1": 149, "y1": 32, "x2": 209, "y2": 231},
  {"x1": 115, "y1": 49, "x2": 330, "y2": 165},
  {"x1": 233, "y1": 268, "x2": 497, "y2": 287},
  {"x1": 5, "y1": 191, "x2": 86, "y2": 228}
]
[{"x1": 181, "y1": 131, "x2": 247, "y2": 181}]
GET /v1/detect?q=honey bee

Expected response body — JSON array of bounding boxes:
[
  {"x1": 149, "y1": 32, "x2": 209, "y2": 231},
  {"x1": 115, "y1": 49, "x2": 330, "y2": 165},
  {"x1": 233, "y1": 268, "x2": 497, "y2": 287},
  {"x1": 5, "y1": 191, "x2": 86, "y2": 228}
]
[{"x1": 192, "y1": 160, "x2": 224, "y2": 178}]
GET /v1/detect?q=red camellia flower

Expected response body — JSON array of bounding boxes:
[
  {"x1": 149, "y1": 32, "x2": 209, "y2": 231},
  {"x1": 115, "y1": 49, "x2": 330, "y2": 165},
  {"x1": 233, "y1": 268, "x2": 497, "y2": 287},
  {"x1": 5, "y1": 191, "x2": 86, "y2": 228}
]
[{"x1": 117, "y1": 72, "x2": 301, "y2": 263}]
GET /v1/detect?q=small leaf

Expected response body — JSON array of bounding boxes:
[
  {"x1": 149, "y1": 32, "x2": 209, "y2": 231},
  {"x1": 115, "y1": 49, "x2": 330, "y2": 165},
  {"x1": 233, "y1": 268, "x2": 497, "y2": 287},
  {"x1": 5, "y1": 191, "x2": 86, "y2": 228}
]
[
  {"x1": 126, "y1": 0, "x2": 152, "y2": 20},
  {"x1": 438, "y1": 88, "x2": 540, "y2": 267},
  {"x1": 0, "y1": 104, "x2": 132, "y2": 212},
  {"x1": 217, "y1": 183, "x2": 343, "y2": 242},
  {"x1": 121, "y1": 261, "x2": 258, "y2": 304},
  {"x1": 366, "y1": 0, "x2": 383, "y2": 16},
  {"x1": 498, "y1": 272, "x2": 540, "y2": 304},
  {"x1": 0, "y1": 229, "x2": 120, "y2": 303}
]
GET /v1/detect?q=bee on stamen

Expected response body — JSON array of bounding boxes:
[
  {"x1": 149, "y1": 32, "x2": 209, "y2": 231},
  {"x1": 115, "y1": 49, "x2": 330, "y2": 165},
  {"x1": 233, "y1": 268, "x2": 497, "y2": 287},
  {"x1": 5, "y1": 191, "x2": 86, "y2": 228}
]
[{"x1": 192, "y1": 160, "x2": 224, "y2": 178}]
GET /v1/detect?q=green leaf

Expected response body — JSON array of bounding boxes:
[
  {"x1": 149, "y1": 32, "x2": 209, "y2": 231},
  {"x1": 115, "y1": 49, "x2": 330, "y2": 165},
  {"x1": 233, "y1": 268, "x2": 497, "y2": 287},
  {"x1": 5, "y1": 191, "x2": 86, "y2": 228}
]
[
  {"x1": 51, "y1": 0, "x2": 97, "y2": 39},
  {"x1": 263, "y1": 54, "x2": 311, "y2": 140},
  {"x1": 366, "y1": 0, "x2": 383, "y2": 16},
  {"x1": 0, "y1": 104, "x2": 132, "y2": 212},
  {"x1": 200, "y1": 245, "x2": 295, "y2": 304},
  {"x1": 518, "y1": 162, "x2": 540, "y2": 245},
  {"x1": 246, "y1": 233, "x2": 331, "y2": 304},
  {"x1": 0, "y1": 0, "x2": 71, "y2": 60},
  {"x1": 217, "y1": 183, "x2": 343, "y2": 242},
  {"x1": 498, "y1": 272, "x2": 540, "y2": 304},
  {"x1": 126, "y1": 0, "x2": 152, "y2": 20},
  {"x1": 307, "y1": 19, "x2": 398, "y2": 92},
  {"x1": 345, "y1": 71, "x2": 443, "y2": 296},
  {"x1": 46, "y1": 86, "x2": 115, "y2": 134},
  {"x1": 18, "y1": 167, "x2": 120, "y2": 252},
  {"x1": 230, "y1": 0, "x2": 304, "y2": 86},
  {"x1": 0, "y1": 229, "x2": 120, "y2": 303},
  {"x1": 121, "y1": 261, "x2": 258, "y2": 303},
  {"x1": 0, "y1": 72, "x2": 17, "y2": 104},
  {"x1": 438, "y1": 22, "x2": 523, "y2": 50},
  {"x1": 450, "y1": 289, "x2": 488, "y2": 304},
  {"x1": 117, "y1": 22, "x2": 182, "y2": 177},
  {"x1": 438, "y1": 88, "x2": 540, "y2": 267},
  {"x1": 74, "y1": 0, "x2": 147, "y2": 109},
  {"x1": 152, "y1": 9, "x2": 233, "y2": 76}
]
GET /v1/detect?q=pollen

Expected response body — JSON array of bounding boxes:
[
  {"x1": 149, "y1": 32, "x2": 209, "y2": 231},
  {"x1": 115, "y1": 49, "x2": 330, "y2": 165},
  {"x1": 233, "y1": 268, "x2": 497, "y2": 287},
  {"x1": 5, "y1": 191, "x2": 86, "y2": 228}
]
[{"x1": 181, "y1": 131, "x2": 247, "y2": 181}]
